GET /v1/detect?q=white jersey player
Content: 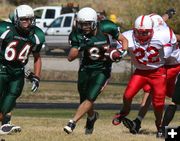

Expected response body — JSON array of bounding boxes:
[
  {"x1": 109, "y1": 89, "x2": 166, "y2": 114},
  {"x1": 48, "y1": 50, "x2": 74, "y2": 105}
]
[
  {"x1": 122, "y1": 28, "x2": 173, "y2": 70},
  {"x1": 120, "y1": 10, "x2": 179, "y2": 138},
  {"x1": 148, "y1": 13, "x2": 168, "y2": 30},
  {"x1": 112, "y1": 15, "x2": 173, "y2": 136}
]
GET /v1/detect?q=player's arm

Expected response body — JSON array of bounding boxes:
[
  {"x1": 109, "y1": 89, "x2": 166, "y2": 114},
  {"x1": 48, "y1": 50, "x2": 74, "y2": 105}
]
[
  {"x1": 25, "y1": 52, "x2": 41, "y2": 92},
  {"x1": 162, "y1": 8, "x2": 176, "y2": 21},
  {"x1": 67, "y1": 31, "x2": 80, "y2": 62},
  {"x1": 117, "y1": 33, "x2": 128, "y2": 51},
  {"x1": 67, "y1": 48, "x2": 79, "y2": 62},
  {"x1": 24, "y1": 52, "x2": 41, "y2": 93},
  {"x1": 32, "y1": 52, "x2": 42, "y2": 78},
  {"x1": 175, "y1": 34, "x2": 180, "y2": 42}
]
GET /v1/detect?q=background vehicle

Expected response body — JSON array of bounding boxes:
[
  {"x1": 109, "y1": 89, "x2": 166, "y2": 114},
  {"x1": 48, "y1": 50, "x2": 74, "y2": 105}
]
[
  {"x1": 34, "y1": 3, "x2": 79, "y2": 32},
  {"x1": 44, "y1": 13, "x2": 76, "y2": 54},
  {"x1": 34, "y1": 6, "x2": 63, "y2": 32}
]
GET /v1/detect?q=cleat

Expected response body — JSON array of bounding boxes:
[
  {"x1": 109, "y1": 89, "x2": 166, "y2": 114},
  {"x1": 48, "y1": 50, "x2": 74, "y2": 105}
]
[
  {"x1": 122, "y1": 118, "x2": 141, "y2": 134},
  {"x1": 63, "y1": 120, "x2": 76, "y2": 134},
  {"x1": 156, "y1": 127, "x2": 165, "y2": 138},
  {"x1": 85, "y1": 111, "x2": 99, "y2": 134},
  {"x1": 0, "y1": 124, "x2": 21, "y2": 135},
  {"x1": 112, "y1": 113, "x2": 126, "y2": 126}
]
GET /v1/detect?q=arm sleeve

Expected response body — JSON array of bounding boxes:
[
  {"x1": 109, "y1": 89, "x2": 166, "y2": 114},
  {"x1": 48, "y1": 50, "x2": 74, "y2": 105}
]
[
  {"x1": 100, "y1": 20, "x2": 120, "y2": 40},
  {"x1": 32, "y1": 27, "x2": 45, "y2": 53},
  {"x1": 69, "y1": 31, "x2": 81, "y2": 50}
]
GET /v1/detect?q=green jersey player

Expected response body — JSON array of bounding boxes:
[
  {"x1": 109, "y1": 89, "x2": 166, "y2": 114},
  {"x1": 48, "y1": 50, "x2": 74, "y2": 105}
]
[
  {"x1": 0, "y1": 5, "x2": 45, "y2": 134},
  {"x1": 64, "y1": 7, "x2": 128, "y2": 134}
]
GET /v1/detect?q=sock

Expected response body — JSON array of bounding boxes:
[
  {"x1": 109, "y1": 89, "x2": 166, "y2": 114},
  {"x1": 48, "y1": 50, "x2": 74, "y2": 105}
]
[
  {"x1": 162, "y1": 105, "x2": 177, "y2": 127},
  {"x1": 88, "y1": 112, "x2": 96, "y2": 121},
  {"x1": 136, "y1": 116, "x2": 143, "y2": 122},
  {"x1": 2, "y1": 114, "x2": 11, "y2": 125}
]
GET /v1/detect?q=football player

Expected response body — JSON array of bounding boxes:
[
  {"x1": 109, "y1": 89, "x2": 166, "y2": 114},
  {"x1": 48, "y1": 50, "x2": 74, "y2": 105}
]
[
  {"x1": 63, "y1": 7, "x2": 128, "y2": 134},
  {"x1": 121, "y1": 9, "x2": 180, "y2": 138},
  {"x1": 0, "y1": 4, "x2": 45, "y2": 134},
  {"x1": 112, "y1": 15, "x2": 174, "y2": 137}
]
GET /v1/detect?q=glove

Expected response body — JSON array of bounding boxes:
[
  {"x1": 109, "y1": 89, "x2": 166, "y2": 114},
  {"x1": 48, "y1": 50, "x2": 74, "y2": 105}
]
[
  {"x1": 165, "y1": 8, "x2": 176, "y2": 19},
  {"x1": 104, "y1": 48, "x2": 122, "y2": 62},
  {"x1": 25, "y1": 70, "x2": 40, "y2": 92},
  {"x1": 117, "y1": 48, "x2": 128, "y2": 58},
  {"x1": 31, "y1": 76, "x2": 40, "y2": 92}
]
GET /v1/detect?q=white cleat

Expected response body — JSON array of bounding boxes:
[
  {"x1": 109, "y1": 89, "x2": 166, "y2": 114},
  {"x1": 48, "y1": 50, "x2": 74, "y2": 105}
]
[{"x1": 0, "y1": 124, "x2": 21, "y2": 135}]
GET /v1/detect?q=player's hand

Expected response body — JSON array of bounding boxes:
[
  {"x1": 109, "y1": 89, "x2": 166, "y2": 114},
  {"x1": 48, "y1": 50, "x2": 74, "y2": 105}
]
[
  {"x1": 25, "y1": 70, "x2": 40, "y2": 92},
  {"x1": 31, "y1": 76, "x2": 40, "y2": 92},
  {"x1": 165, "y1": 8, "x2": 176, "y2": 19},
  {"x1": 117, "y1": 48, "x2": 128, "y2": 58}
]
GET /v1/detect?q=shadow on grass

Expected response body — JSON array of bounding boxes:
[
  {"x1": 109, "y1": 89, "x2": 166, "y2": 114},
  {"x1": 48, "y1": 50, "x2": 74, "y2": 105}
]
[{"x1": 123, "y1": 129, "x2": 157, "y2": 136}]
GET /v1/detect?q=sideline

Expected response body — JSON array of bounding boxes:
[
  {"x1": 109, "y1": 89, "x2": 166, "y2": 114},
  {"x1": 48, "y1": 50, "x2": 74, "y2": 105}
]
[{"x1": 15, "y1": 102, "x2": 160, "y2": 110}]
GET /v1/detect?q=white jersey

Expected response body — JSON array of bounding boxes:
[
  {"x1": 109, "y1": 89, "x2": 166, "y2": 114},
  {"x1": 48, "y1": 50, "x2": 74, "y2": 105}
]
[
  {"x1": 148, "y1": 14, "x2": 168, "y2": 31},
  {"x1": 148, "y1": 14, "x2": 179, "y2": 65},
  {"x1": 165, "y1": 28, "x2": 179, "y2": 65},
  {"x1": 123, "y1": 29, "x2": 173, "y2": 70}
]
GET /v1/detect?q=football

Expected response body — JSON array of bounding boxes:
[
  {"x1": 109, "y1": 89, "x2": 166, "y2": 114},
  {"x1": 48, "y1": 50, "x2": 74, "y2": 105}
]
[{"x1": 105, "y1": 48, "x2": 121, "y2": 62}]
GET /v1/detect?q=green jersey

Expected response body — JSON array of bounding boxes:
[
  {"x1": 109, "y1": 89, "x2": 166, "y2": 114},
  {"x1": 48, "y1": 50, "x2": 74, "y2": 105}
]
[
  {"x1": 0, "y1": 21, "x2": 45, "y2": 68},
  {"x1": 69, "y1": 20, "x2": 120, "y2": 70}
]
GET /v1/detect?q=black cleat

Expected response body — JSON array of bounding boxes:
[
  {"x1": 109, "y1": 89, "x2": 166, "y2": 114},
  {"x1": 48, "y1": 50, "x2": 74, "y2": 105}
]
[
  {"x1": 122, "y1": 118, "x2": 141, "y2": 134},
  {"x1": 85, "y1": 111, "x2": 99, "y2": 134},
  {"x1": 156, "y1": 127, "x2": 165, "y2": 138}
]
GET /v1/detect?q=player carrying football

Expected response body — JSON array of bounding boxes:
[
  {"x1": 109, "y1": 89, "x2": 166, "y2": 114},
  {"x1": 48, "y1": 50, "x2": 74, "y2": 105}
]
[{"x1": 63, "y1": 7, "x2": 128, "y2": 134}]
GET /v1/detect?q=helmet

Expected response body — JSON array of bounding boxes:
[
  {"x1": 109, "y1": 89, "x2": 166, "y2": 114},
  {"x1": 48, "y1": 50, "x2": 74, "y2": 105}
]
[
  {"x1": 133, "y1": 15, "x2": 154, "y2": 45},
  {"x1": 77, "y1": 7, "x2": 97, "y2": 34},
  {"x1": 14, "y1": 5, "x2": 35, "y2": 32}
]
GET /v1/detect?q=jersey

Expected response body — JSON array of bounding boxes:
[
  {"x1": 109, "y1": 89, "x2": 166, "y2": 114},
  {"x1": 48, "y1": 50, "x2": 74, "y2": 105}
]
[
  {"x1": 165, "y1": 28, "x2": 179, "y2": 65},
  {"x1": 0, "y1": 21, "x2": 45, "y2": 68},
  {"x1": 69, "y1": 20, "x2": 120, "y2": 70},
  {"x1": 148, "y1": 14, "x2": 168, "y2": 31},
  {"x1": 122, "y1": 29, "x2": 173, "y2": 70}
]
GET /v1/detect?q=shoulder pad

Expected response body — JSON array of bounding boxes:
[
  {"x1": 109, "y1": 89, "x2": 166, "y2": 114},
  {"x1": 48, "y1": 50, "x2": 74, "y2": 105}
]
[
  {"x1": 0, "y1": 21, "x2": 13, "y2": 34},
  {"x1": 99, "y1": 20, "x2": 120, "y2": 39},
  {"x1": 153, "y1": 27, "x2": 176, "y2": 45},
  {"x1": 32, "y1": 26, "x2": 45, "y2": 44}
]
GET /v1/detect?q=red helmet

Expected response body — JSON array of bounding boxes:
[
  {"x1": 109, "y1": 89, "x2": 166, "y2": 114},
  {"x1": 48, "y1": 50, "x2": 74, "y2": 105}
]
[{"x1": 133, "y1": 15, "x2": 154, "y2": 45}]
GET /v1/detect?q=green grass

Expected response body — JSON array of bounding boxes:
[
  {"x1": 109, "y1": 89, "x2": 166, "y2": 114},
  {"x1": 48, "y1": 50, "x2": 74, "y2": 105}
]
[
  {"x1": 19, "y1": 81, "x2": 172, "y2": 104},
  {"x1": 19, "y1": 81, "x2": 146, "y2": 104},
  {"x1": 1, "y1": 109, "x2": 180, "y2": 141}
]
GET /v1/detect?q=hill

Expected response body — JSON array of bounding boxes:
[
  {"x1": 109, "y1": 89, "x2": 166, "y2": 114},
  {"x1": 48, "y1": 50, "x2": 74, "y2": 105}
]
[{"x1": 0, "y1": 0, "x2": 179, "y2": 32}]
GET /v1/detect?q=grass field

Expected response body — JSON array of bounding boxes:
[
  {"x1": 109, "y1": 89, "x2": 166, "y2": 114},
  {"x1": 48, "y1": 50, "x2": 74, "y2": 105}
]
[
  {"x1": 0, "y1": 81, "x2": 176, "y2": 141},
  {"x1": 19, "y1": 81, "x2": 150, "y2": 104},
  {"x1": 1, "y1": 109, "x2": 180, "y2": 141}
]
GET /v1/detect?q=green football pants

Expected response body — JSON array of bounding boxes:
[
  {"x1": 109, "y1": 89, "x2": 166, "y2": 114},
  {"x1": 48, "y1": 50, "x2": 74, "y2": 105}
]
[
  {"x1": 78, "y1": 68, "x2": 110, "y2": 103},
  {"x1": 0, "y1": 65, "x2": 24, "y2": 115}
]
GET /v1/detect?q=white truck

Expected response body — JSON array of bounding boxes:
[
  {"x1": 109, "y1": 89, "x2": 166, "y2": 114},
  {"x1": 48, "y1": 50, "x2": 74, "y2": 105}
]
[
  {"x1": 34, "y1": 6, "x2": 63, "y2": 32},
  {"x1": 33, "y1": 4, "x2": 79, "y2": 32},
  {"x1": 44, "y1": 13, "x2": 76, "y2": 54}
]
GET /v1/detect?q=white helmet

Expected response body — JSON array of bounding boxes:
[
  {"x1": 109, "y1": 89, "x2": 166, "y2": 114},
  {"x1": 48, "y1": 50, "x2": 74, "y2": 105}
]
[
  {"x1": 133, "y1": 15, "x2": 154, "y2": 45},
  {"x1": 77, "y1": 7, "x2": 97, "y2": 33},
  {"x1": 14, "y1": 5, "x2": 35, "y2": 31},
  {"x1": 134, "y1": 15, "x2": 153, "y2": 30}
]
